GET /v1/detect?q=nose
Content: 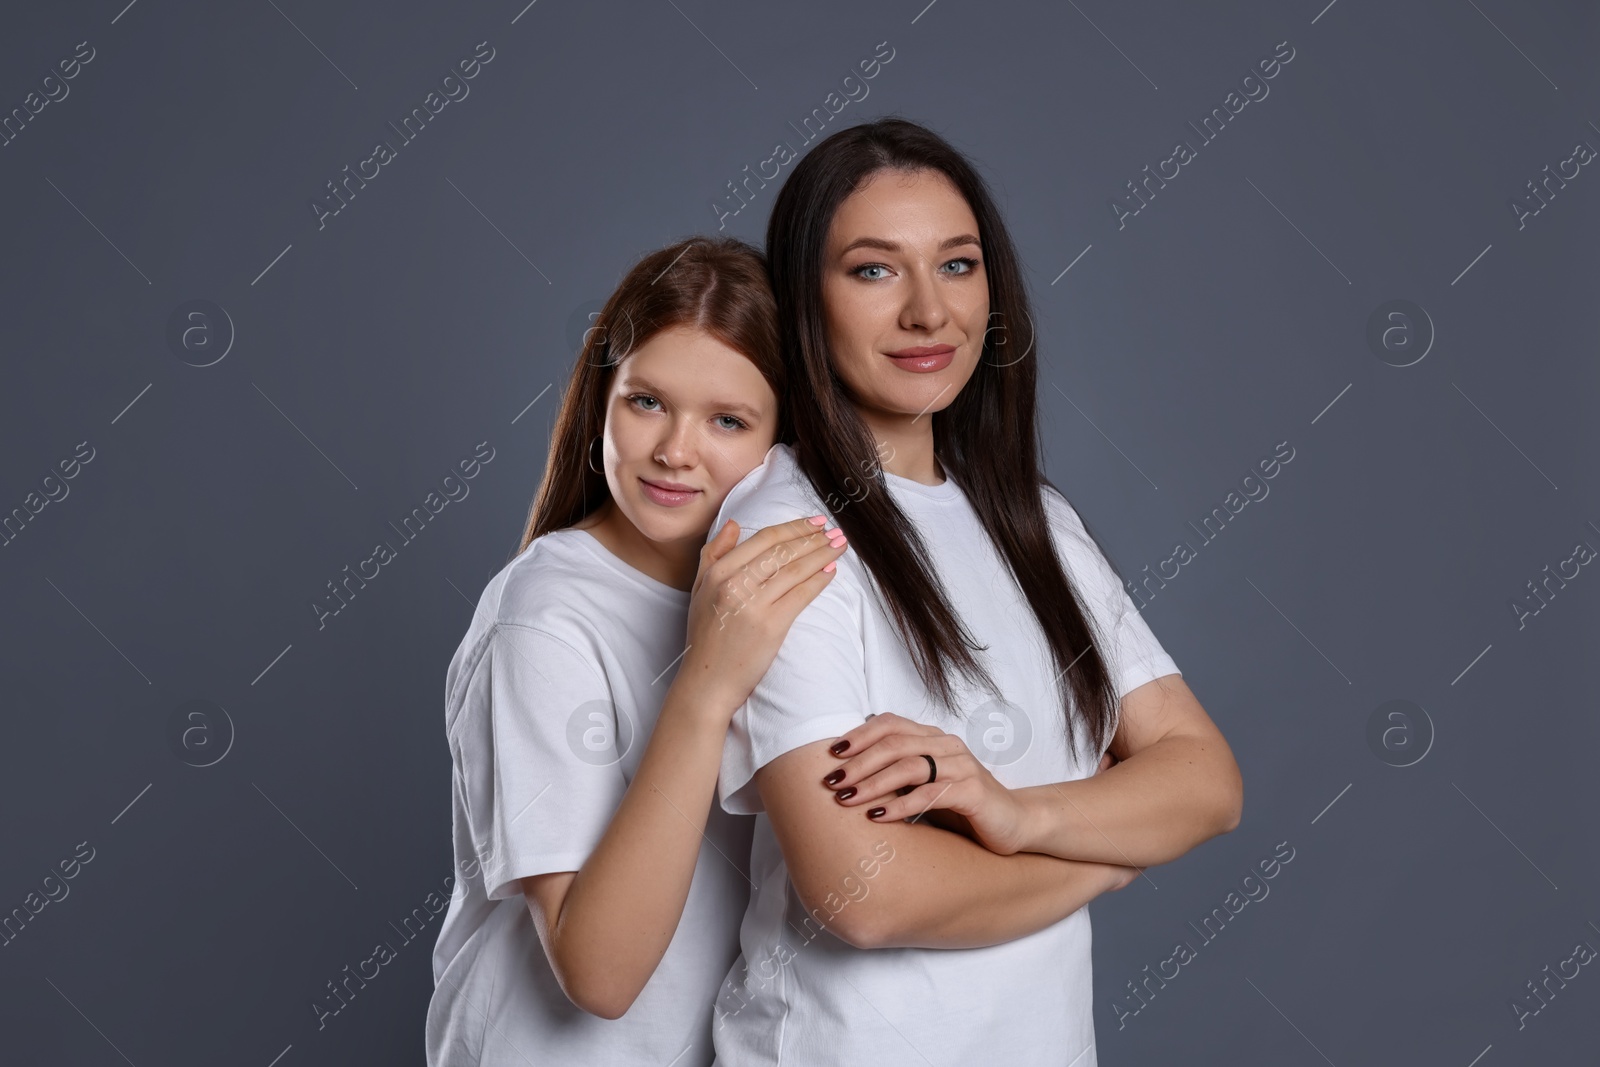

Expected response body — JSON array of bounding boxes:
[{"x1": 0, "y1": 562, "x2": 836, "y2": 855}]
[
  {"x1": 654, "y1": 416, "x2": 700, "y2": 469},
  {"x1": 899, "y1": 259, "x2": 950, "y2": 334}
]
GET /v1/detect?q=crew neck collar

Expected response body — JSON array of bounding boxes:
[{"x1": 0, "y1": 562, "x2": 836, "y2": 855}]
[
  {"x1": 883, "y1": 462, "x2": 962, "y2": 502},
  {"x1": 564, "y1": 528, "x2": 691, "y2": 602}
]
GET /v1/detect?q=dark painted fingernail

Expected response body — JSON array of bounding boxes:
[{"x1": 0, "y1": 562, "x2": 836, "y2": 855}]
[
  {"x1": 867, "y1": 807, "x2": 886, "y2": 819},
  {"x1": 834, "y1": 787, "x2": 856, "y2": 802},
  {"x1": 829, "y1": 740, "x2": 850, "y2": 756},
  {"x1": 823, "y1": 769, "x2": 845, "y2": 786}
]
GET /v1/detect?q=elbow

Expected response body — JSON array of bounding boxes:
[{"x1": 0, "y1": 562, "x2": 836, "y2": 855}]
[
  {"x1": 572, "y1": 988, "x2": 635, "y2": 1022},
  {"x1": 1218, "y1": 796, "x2": 1243, "y2": 836},
  {"x1": 565, "y1": 978, "x2": 638, "y2": 1021},
  {"x1": 1216, "y1": 767, "x2": 1244, "y2": 836},
  {"x1": 1162, "y1": 760, "x2": 1243, "y2": 863},
  {"x1": 548, "y1": 950, "x2": 641, "y2": 1020},
  {"x1": 1190, "y1": 739, "x2": 1244, "y2": 842},
  {"x1": 524, "y1": 886, "x2": 644, "y2": 1019},
  {"x1": 792, "y1": 890, "x2": 893, "y2": 950},
  {"x1": 832, "y1": 912, "x2": 891, "y2": 950}
]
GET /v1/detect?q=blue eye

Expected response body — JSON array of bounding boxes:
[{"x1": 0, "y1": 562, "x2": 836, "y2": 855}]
[
  {"x1": 941, "y1": 257, "x2": 978, "y2": 275},
  {"x1": 628, "y1": 394, "x2": 661, "y2": 412},
  {"x1": 715, "y1": 415, "x2": 748, "y2": 431},
  {"x1": 853, "y1": 264, "x2": 889, "y2": 281}
]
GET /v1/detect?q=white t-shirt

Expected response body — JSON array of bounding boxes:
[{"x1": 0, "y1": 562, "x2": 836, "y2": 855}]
[
  {"x1": 427, "y1": 528, "x2": 754, "y2": 1067},
  {"x1": 709, "y1": 443, "x2": 1180, "y2": 1067}
]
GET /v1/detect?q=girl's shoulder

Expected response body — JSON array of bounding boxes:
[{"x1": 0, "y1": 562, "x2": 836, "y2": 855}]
[{"x1": 475, "y1": 528, "x2": 621, "y2": 634}]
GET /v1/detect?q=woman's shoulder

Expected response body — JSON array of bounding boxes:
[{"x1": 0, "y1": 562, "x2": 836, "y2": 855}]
[
  {"x1": 1039, "y1": 481, "x2": 1130, "y2": 594},
  {"x1": 715, "y1": 443, "x2": 877, "y2": 603},
  {"x1": 714, "y1": 442, "x2": 831, "y2": 529},
  {"x1": 1039, "y1": 481, "x2": 1092, "y2": 539}
]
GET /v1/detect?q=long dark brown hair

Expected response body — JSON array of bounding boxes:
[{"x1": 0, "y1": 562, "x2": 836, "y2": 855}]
[
  {"x1": 518, "y1": 236, "x2": 785, "y2": 553},
  {"x1": 766, "y1": 117, "x2": 1122, "y2": 762}
]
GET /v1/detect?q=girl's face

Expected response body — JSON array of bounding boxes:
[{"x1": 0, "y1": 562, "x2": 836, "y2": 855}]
[
  {"x1": 601, "y1": 324, "x2": 778, "y2": 546},
  {"x1": 821, "y1": 167, "x2": 989, "y2": 430}
]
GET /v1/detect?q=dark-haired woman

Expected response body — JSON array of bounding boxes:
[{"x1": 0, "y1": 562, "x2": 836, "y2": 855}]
[
  {"x1": 709, "y1": 120, "x2": 1243, "y2": 1065},
  {"x1": 426, "y1": 237, "x2": 851, "y2": 1066}
]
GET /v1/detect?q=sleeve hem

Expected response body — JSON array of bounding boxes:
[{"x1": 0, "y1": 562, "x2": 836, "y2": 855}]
[
  {"x1": 1114, "y1": 654, "x2": 1181, "y2": 702},
  {"x1": 483, "y1": 852, "x2": 596, "y2": 902},
  {"x1": 720, "y1": 714, "x2": 867, "y2": 816}
]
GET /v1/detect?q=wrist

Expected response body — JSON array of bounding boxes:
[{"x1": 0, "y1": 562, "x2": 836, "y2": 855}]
[
  {"x1": 1009, "y1": 785, "x2": 1052, "y2": 856},
  {"x1": 1015, "y1": 782, "x2": 1096, "y2": 859},
  {"x1": 662, "y1": 664, "x2": 748, "y2": 724}
]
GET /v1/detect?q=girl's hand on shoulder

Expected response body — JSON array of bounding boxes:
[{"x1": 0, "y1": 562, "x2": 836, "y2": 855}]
[
  {"x1": 675, "y1": 515, "x2": 848, "y2": 715},
  {"x1": 820, "y1": 712, "x2": 1032, "y2": 856}
]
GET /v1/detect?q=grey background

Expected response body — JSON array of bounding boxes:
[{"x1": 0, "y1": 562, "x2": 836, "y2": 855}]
[{"x1": 1, "y1": 0, "x2": 1595, "y2": 1064}]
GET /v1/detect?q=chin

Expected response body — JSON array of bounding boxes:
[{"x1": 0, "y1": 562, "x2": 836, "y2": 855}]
[
  {"x1": 631, "y1": 503, "x2": 708, "y2": 544},
  {"x1": 879, "y1": 381, "x2": 958, "y2": 417},
  {"x1": 900, "y1": 365, "x2": 974, "y2": 410}
]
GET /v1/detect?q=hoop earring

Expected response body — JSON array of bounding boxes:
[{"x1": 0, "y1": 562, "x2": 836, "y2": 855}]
[{"x1": 587, "y1": 435, "x2": 605, "y2": 475}]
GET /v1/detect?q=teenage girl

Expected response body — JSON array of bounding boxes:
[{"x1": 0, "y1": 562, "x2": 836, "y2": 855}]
[
  {"x1": 426, "y1": 236, "x2": 849, "y2": 1066},
  {"x1": 707, "y1": 119, "x2": 1244, "y2": 1066}
]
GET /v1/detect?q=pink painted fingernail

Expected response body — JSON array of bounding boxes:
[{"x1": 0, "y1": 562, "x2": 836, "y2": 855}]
[
  {"x1": 828, "y1": 532, "x2": 847, "y2": 548},
  {"x1": 807, "y1": 515, "x2": 828, "y2": 525},
  {"x1": 823, "y1": 561, "x2": 836, "y2": 572}
]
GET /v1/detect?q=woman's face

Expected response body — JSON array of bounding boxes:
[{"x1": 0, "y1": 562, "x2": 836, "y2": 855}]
[
  {"x1": 821, "y1": 167, "x2": 989, "y2": 429},
  {"x1": 601, "y1": 324, "x2": 778, "y2": 546}
]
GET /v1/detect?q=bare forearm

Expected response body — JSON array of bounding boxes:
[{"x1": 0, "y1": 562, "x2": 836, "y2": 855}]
[
  {"x1": 549, "y1": 681, "x2": 733, "y2": 1008},
  {"x1": 860, "y1": 823, "x2": 1125, "y2": 948},
  {"x1": 1014, "y1": 735, "x2": 1243, "y2": 867},
  {"x1": 761, "y1": 742, "x2": 1126, "y2": 950}
]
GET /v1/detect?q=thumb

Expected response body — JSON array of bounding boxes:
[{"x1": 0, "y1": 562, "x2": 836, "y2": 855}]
[{"x1": 703, "y1": 518, "x2": 739, "y2": 562}]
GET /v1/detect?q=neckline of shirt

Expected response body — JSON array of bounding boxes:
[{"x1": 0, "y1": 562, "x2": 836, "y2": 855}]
[
  {"x1": 560, "y1": 528, "x2": 691, "y2": 603},
  {"x1": 882, "y1": 464, "x2": 963, "y2": 503},
  {"x1": 762, "y1": 441, "x2": 962, "y2": 506}
]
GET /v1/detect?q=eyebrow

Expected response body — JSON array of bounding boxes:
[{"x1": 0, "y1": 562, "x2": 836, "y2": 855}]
[
  {"x1": 837, "y1": 233, "x2": 982, "y2": 257},
  {"x1": 621, "y1": 376, "x2": 764, "y2": 421}
]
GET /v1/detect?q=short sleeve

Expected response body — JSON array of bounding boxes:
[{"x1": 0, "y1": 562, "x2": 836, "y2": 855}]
[
  {"x1": 449, "y1": 622, "x2": 627, "y2": 901},
  {"x1": 716, "y1": 532, "x2": 871, "y2": 817},
  {"x1": 1044, "y1": 488, "x2": 1181, "y2": 701}
]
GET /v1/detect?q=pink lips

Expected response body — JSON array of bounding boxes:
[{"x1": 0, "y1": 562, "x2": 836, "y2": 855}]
[
  {"x1": 639, "y1": 477, "x2": 701, "y2": 507},
  {"x1": 884, "y1": 344, "x2": 955, "y2": 373}
]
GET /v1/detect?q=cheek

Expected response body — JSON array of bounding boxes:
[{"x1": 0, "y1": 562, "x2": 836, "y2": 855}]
[
  {"x1": 606, "y1": 413, "x2": 652, "y2": 465},
  {"x1": 705, "y1": 444, "x2": 771, "y2": 504},
  {"x1": 825, "y1": 304, "x2": 882, "y2": 391},
  {"x1": 958, "y1": 295, "x2": 991, "y2": 345},
  {"x1": 828, "y1": 356, "x2": 871, "y2": 405}
]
